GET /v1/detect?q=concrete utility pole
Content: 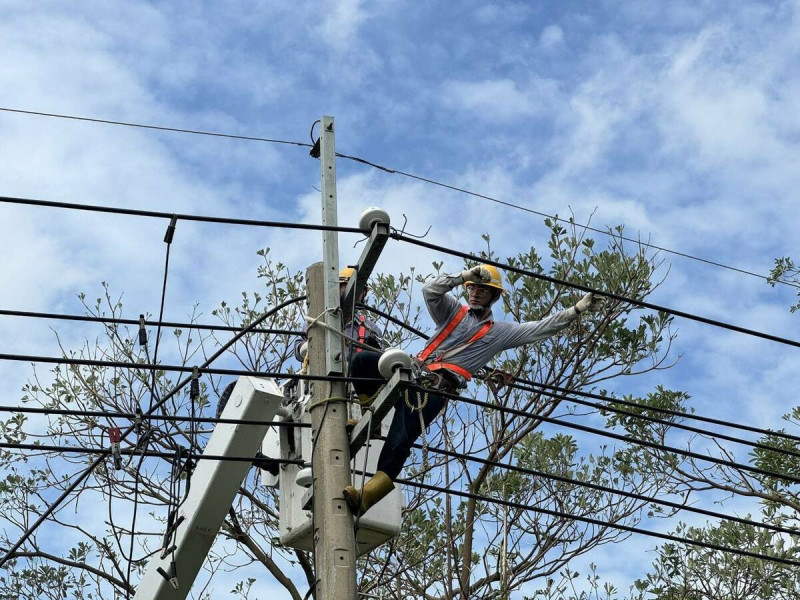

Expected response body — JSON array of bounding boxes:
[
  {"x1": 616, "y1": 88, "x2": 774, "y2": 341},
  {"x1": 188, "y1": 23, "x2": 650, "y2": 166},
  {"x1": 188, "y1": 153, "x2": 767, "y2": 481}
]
[{"x1": 306, "y1": 115, "x2": 358, "y2": 600}]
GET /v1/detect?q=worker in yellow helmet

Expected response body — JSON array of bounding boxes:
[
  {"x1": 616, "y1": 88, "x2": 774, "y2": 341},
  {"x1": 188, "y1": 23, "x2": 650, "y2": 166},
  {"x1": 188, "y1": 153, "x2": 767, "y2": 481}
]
[
  {"x1": 344, "y1": 263, "x2": 600, "y2": 516},
  {"x1": 293, "y1": 267, "x2": 385, "y2": 363}
]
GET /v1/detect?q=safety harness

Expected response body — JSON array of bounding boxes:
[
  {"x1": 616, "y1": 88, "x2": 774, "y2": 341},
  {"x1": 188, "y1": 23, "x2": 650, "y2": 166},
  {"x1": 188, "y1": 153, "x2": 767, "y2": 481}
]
[
  {"x1": 416, "y1": 305, "x2": 493, "y2": 382},
  {"x1": 355, "y1": 314, "x2": 367, "y2": 353}
]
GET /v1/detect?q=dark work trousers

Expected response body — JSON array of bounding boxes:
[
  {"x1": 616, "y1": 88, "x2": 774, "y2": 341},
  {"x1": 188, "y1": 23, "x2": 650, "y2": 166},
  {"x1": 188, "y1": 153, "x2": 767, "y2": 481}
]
[{"x1": 349, "y1": 351, "x2": 447, "y2": 481}]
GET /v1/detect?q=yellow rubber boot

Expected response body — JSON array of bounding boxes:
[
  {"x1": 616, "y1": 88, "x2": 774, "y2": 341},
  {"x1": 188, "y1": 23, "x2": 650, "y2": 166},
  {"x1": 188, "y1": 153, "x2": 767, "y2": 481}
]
[{"x1": 343, "y1": 471, "x2": 395, "y2": 517}]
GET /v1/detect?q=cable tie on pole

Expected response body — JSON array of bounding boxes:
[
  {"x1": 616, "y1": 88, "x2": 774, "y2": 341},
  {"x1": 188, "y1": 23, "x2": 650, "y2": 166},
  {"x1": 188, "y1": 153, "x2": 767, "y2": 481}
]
[
  {"x1": 163, "y1": 215, "x2": 177, "y2": 244},
  {"x1": 138, "y1": 314, "x2": 148, "y2": 347}
]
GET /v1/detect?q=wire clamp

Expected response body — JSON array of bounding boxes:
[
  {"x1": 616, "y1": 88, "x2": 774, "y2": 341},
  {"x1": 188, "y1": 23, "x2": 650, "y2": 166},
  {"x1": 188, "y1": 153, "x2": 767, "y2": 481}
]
[{"x1": 157, "y1": 560, "x2": 179, "y2": 589}]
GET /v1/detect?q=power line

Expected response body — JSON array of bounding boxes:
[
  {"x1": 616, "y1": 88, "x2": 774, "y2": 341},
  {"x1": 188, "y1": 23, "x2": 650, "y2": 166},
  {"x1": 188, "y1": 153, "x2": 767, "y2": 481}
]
[
  {"x1": 413, "y1": 439, "x2": 800, "y2": 538},
  {"x1": 0, "y1": 404, "x2": 310, "y2": 428},
  {"x1": 414, "y1": 383, "x2": 800, "y2": 486},
  {"x1": 3, "y1": 437, "x2": 796, "y2": 568},
  {"x1": 513, "y1": 376, "x2": 800, "y2": 446},
  {"x1": 4, "y1": 193, "x2": 798, "y2": 350},
  {"x1": 363, "y1": 306, "x2": 800, "y2": 447},
  {"x1": 397, "y1": 477, "x2": 800, "y2": 568},
  {"x1": 0, "y1": 107, "x2": 312, "y2": 148},
  {"x1": 0, "y1": 308, "x2": 304, "y2": 336},
  {"x1": 382, "y1": 169, "x2": 798, "y2": 290},
  {"x1": 0, "y1": 343, "x2": 794, "y2": 483},
  {"x1": 0, "y1": 442, "x2": 304, "y2": 465},
  {"x1": 3, "y1": 106, "x2": 793, "y2": 290},
  {"x1": 0, "y1": 351, "x2": 383, "y2": 383},
  {"x1": 0, "y1": 195, "x2": 364, "y2": 234},
  {"x1": 2, "y1": 399, "x2": 793, "y2": 536},
  {"x1": 506, "y1": 380, "x2": 800, "y2": 460},
  {"x1": 392, "y1": 231, "x2": 800, "y2": 350},
  {"x1": 0, "y1": 294, "x2": 307, "y2": 568}
]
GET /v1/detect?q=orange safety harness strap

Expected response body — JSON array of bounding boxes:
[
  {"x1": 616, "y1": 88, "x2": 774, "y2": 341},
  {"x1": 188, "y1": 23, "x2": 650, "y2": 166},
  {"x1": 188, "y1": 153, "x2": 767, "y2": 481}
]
[
  {"x1": 418, "y1": 307, "x2": 494, "y2": 382},
  {"x1": 355, "y1": 314, "x2": 367, "y2": 353},
  {"x1": 417, "y1": 306, "x2": 468, "y2": 362}
]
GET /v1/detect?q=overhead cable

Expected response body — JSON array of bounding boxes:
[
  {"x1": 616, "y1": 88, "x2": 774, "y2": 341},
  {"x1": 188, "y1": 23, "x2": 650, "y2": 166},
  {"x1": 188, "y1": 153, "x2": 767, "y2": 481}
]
[
  {"x1": 2, "y1": 105, "x2": 792, "y2": 289},
  {"x1": 0, "y1": 404, "x2": 310, "y2": 428},
  {"x1": 413, "y1": 383, "x2": 800, "y2": 486},
  {"x1": 359, "y1": 307, "x2": 800, "y2": 446},
  {"x1": 0, "y1": 195, "x2": 364, "y2": 234},
  {"x1": 0, "y1": 308, "x2": 304, "y2": 336},
  {"x1": 0, "y1": 294, "x2": 307, "y2": 568},
  {"x1": 2, "y1": 439, "x2": 796, "y2": 568},
  {"x1": 392, "y1": 231, "x2": 800, "y2": 350},
  {"x1": 0, "y1": 107, "x2": 312, "y2": 148},
  {"x1": 3, "y1": 193, "x2": 797, "y2": 349},
  {"x1": 413, "y1": 439, "x2": 800, "y2": 537},
  {"x1": 506, "y1": 380, "x2": 800, "y2": 460},
  {"x1": 398, "y1": 477, "x2": 800, "y2": 568}
]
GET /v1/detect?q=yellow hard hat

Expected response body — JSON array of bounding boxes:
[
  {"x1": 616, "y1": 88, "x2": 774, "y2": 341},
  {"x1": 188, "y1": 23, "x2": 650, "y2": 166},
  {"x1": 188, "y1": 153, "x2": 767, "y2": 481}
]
[
  {"x1": 339, "y1": 267, "x2": 355, "y2": 283},
  {"x1": 479, "y1": 264, "x2": 505, "y2": 292}
]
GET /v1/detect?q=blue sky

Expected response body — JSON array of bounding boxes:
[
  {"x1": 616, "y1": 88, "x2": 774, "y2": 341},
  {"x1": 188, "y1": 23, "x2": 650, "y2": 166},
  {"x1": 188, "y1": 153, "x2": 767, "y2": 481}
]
[{"x1": 2, "y1": 0, "x2": 800, "y2": 597}]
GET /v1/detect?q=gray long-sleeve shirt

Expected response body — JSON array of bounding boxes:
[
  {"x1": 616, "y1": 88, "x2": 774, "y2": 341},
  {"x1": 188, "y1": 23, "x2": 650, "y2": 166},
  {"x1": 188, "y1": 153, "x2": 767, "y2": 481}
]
[{"x1": 420, "y1": 273, "x2": 578, "y2": 378}]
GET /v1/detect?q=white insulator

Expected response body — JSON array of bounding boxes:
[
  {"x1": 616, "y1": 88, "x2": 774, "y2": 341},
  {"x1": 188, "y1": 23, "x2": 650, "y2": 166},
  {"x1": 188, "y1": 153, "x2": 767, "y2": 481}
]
[
  {"x1": 296, "y1": 466, "x2": 313, "y2": 488},
  {"x1": 358, "y1": 206, "x2": 390, "y2": 231},
  {"x1": 299, "y1": 341, "x2": 308, "y2": 359},
  {"x1": 378, "y1": 348, "x2": 413, "y2": 379}
]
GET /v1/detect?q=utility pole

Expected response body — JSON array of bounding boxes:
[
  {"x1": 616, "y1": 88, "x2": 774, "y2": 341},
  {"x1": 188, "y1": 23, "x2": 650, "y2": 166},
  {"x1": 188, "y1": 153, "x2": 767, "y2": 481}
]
[{"x1": 306, "y1": 115, "x2": 357, "y2": 600}]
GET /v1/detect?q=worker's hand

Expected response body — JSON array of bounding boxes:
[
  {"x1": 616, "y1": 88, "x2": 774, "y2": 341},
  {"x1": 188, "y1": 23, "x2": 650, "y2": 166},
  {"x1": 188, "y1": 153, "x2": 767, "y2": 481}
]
[
  {"x1": 461, "y1": 266, "x2": 491, "y2": 284},
  {"x1": 574, "y1": 292, "x2": 601, "y2": 314}
]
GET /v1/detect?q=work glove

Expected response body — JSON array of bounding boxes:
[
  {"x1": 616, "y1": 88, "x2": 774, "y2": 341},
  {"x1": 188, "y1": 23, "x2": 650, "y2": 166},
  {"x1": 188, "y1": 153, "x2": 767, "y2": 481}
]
[
  {"x1": 574, "y1": 292, "x2": 601, "y2": 314},
  {"x1": 460, "y1": 265, "x2": 491, "y2": 284}
]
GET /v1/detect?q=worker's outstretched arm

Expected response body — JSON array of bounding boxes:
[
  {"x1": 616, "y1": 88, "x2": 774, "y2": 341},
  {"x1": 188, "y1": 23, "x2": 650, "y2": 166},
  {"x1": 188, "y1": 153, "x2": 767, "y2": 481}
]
[{"x1": 500, "y1": 292, "x2": 601, "y2": 349}]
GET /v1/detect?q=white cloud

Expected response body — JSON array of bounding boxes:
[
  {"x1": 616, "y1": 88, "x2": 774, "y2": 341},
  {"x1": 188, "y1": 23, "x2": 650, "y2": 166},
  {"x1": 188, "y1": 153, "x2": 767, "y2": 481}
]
[{"x1": 540, "y1": 24, "x2": 564, "y2": 50}]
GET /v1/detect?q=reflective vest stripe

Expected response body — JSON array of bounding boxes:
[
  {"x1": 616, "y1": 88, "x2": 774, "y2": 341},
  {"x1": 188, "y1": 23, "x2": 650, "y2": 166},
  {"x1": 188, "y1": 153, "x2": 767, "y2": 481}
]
[{"x1": 417, "y1": 306, "x2": 469, "y2": 362}]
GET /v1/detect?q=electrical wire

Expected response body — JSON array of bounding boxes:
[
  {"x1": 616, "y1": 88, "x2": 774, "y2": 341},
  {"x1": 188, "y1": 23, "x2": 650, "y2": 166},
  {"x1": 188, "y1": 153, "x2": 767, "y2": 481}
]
[
  {"x1": 0, "y1": 352, "x2": 384, "y2": 383},
  {"x1": 0, "y1": 294, "x2": 307, "y2": 568},
  {"x1": 406, "y1": 437, "x2": 800, "y2": 537},
  {"x1": 5, "y1": 399, "x2": 793, "y2": 538},
  {"x1": 2, "y1": 106, "x2": 795, "y2": 290},
  {"x1": 362, "y1": 302, "x2": 800, "y2": 447},
  {"x1": 5, "y1": 437, "x2": 795, "y2": 569},
  {"x1": 0, "y1": 442, "x2": 304, "y2": 464},
  {"x1": 411, "y1": 383, "x2": 800, "y2": 486},
  {"x1": 0, "y1": 308, "x2": 304, "y2": 337},
  {"x1": 0, "y1": 195, "x2": 364, "y2": 234},
  {"x1": 0, "y1": 107, "x2": 312, "y2": 148},
  {"x1": 0, "y1": 404, "x2": 309, "y2": 428},
  {"x1": 396, "y1": 476, "x2": 800, "y2": 568},
  {"x1": 505, "y1": 379, "x2": 800, "y2": 460},
  {"x1": 391, "y1": 231, "x2": 800, "y2": 350},
  {"x1": 4, "y1": 192, "x2": 798, "y2": 350}
]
